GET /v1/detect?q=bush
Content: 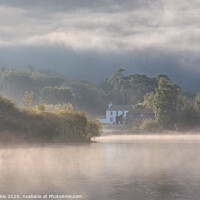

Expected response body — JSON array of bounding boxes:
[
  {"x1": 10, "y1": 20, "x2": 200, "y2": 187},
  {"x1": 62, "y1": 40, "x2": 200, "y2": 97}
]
[
  {"x1": 0, "y1": 95, "x2": 20, "y2": 116},
  {"x1": 140, "y1": 119, "x2": 162, "y2": 132},
  {"x1": 87, "y1": 120, "x2": 102, "y2": 138},
  {"x1": 56, "y1": 110, "x2": 88, "y2": 141},
  {"x1": 132, "y1": 119, "x2": 142, "y2": 131},
  {"x1": 0, "y1": 95, "x2": 101, "y2": 143}
]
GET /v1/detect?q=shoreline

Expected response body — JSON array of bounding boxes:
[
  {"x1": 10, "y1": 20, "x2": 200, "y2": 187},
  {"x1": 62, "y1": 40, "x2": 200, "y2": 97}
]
[
  {"x1": 93, "y1": 134, "x2": 200, "y2": 143},
  {"x1": 101, "y1": 125, "x2": 200, "y2": 135}
]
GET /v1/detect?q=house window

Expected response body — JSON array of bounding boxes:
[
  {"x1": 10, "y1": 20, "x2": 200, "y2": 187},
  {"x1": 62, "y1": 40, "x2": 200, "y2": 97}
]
[
  {"x1": 116, "y1": 111, "x2": 118, "y2": 115},
  {"x1": 110, "y1": 111, "x2": 113, "y2": 116},
  {"x1": 110, "y1": 117, "x2": 113, "y2": 122},
  {"x1": 122, "y1": 111, "x2": 124, "y2": 115}
]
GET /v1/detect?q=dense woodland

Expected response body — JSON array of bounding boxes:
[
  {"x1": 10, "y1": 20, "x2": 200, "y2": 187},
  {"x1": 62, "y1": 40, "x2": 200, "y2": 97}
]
[{"x1": 0, "y1": 66, "x2": 200, "y2": 132}]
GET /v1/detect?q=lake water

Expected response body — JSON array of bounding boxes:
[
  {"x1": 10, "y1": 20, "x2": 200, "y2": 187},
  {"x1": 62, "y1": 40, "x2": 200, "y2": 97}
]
[{"x1": 0, "y1": 134, "x2": 200, "y2": 200}]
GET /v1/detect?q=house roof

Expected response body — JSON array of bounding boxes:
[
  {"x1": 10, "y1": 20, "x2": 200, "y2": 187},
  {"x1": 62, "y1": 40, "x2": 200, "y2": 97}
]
[{"x1": 107, "y1": 105, "x2": 133, "y2": 111}]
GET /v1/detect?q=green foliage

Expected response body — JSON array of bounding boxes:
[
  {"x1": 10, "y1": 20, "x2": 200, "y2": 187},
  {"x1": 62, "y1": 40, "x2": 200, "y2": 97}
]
[
  {"x1": 153, "y1": 78, "x2": 180, "y2": 130},
  {"x1": 0, "y1": 67, "x2": 42, "y2": 104},
  {"x1": 108, "y1": 68, "x2": 131, "y2": 104},
  {"x1": 0, "y1": 95, "x2": 19, "y2": 116},
  {"x1": 0, "y1": 95, "x2": 101, "y2": 142},
  {"x1": 56, "y1": 110, "x2": 88, "y2": 141},
  {"x1": 175, "y1": 96, "x2": 198, "y2": 130},
  {"x1": 143, "y1": 92, "x2": 154, "y2": 108},
  {"x1": 194, "y1": 93, "x2": 200, "y2": 114},
  {"x1": 133, "y1": 104, "x2": 146, "y2": 109},
  {"x1": 44, "y1": 103, "x2": 73, "y2": 111},
  {"x1": 0, "y1": 66, "x2": 199, "y2": 133},
  {"x1": 87, "y1": 120, "x2": 102, "y2": 138},
  {"x1": 140, "y1": 119, "x2": 162, "y2": 132},
  {"x1": 108, "y1": 68, "x2": 125, "y2": 91},
  {"x1": 108, "y1": 69, "x2": 159, "y2": 105},
  {"x1": 62, "y1": 103, "x2": 74, "y2": 111},
  {"x1": 40, "y1": 86, "x2": 74, "y2": 105},
  {"x1": 0, "y1": 67, "x2": 171, "y2": 115},
  {"x1": 0, "y1": 67, "x2": 66, "y2": 105},
  {"x1": 98, "y1": 79, "x2": 113, "y2": 93},
  {"x1": 22, "y1": 91, "x2": 34, "y2": 109},
  {"x1": 37, "y1": 101, "x2": 45, "y2": 111},
  {"x1": 129, "y1": 74, "x2": 158, "y2": 103},
  {"x1": 156, "y1": 74, "x2": 170, "y2": 81},
  {"x1": 68, "y1": 81, "x2": 106, "y2": 114}
]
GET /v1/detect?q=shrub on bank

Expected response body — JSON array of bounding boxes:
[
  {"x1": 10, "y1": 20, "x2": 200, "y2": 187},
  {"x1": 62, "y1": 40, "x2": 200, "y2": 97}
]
[
  {"x1": 55, "y1": 110, "x2": 88, "y2": 141},
  {"x1": 87, "y1": 120, "x2": 102, "y2": 138},
  {"x1": 140, "y1": 119, "x2": 162, "y2": 132},
  {"x1": 0, "y1": 95, "x2": 101, "y2": 143}
]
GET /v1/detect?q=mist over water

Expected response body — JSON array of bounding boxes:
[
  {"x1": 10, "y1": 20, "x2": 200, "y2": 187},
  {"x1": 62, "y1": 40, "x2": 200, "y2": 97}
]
[{"x1": 0, "y1": 135, "x2": 200, "y2": 200}]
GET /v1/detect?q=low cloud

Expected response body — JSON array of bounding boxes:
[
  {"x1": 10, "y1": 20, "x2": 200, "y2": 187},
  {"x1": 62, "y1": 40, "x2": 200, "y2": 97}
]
[{"x1": 0, "y1": 0, "x2": 200, "y2": 91}]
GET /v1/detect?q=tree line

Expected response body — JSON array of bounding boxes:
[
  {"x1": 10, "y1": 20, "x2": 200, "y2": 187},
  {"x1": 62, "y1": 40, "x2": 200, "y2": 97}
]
[
  {"x1": 0, "y1": 66, "x2": 106, "y2": 114},
  {"x1": 0, "y1": 66, "x2": 199, "y2": 131}
]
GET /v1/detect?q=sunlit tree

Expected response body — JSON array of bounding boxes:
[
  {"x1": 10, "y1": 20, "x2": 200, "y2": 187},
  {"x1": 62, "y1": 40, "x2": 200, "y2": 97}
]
[
  {"x1": 37, "y1": 101, "x2": 45, "y2": 111},
  {"x1": 194, "y1": 93, "x2": 200, "y2": 113},
  {"x1": 22, "y1": 91, "x2": 34, "y2": 109},
  {"x1": 153, "y1": 78, "x2": 180, "y2": 129}
]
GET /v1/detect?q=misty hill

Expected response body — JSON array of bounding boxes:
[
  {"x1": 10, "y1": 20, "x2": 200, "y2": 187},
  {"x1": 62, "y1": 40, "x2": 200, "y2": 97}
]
[{"x1": 0, "y1": 66, "x2": 196, "y2": 115}]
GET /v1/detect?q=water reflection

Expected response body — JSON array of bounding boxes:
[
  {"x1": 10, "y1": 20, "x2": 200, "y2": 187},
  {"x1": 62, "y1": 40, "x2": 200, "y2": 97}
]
[{"x1": 0, "y1": 135, "x2": 200, "y2": 200}]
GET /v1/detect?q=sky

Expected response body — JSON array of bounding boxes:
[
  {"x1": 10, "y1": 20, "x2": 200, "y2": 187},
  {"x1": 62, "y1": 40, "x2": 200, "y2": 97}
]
[{"x1": 0, "y1": 0, "x2": 200, "y2": 91}]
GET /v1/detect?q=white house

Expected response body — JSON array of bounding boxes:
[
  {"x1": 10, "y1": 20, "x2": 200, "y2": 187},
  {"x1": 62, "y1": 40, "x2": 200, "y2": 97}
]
[{"x1": 100, "y1": 103, "x2": 133, "y2": 124}]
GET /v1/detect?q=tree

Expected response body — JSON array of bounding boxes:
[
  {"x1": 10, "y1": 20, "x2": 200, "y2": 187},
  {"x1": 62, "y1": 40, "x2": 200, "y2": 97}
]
[
  {"x1": 119, "y1": 76, "x2": 131, "y2": 104},
  {"x1": 0, "y1": 68, "x2": 37, "y2": 104},
  {"x1": 69, "y1": 81, "x2": 106, "y2": 114},
  {"x1": 62, "y1": 103, "x2": 74, "y2": 111},
  {"x1": 129, "y1": 74, "x2": 158, "y2": 103},
  {"x1": 108, "y1": 68, "x2": 131, "y2": 104},
  {"x1": 194, "y1": 93, "x2": 200, "y2": 114},
  {"x1": 153, "y1": 78, "x2": 180, "y2": 129},
  {"x1": 156, "y1": 74, "x2": 170, "y2": 81},
  {"x1": 108, "y1": 68, "x2": 125, "y2": 91},
  {"x1": 22, "y1": 91, "x2": 34, "y2": 109},
  {"x1": 176, "y1": 96, "x2": 197, "y2": 130},
  {"x1": 40, "y1": 86, "x2": 74, "y2": 105},
  {"x1": 143, "y1": 92, "x2": 154, "y2": 108},
  {"x1": 37, "y1": 101, "x2": 45, "y2": 111}
]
